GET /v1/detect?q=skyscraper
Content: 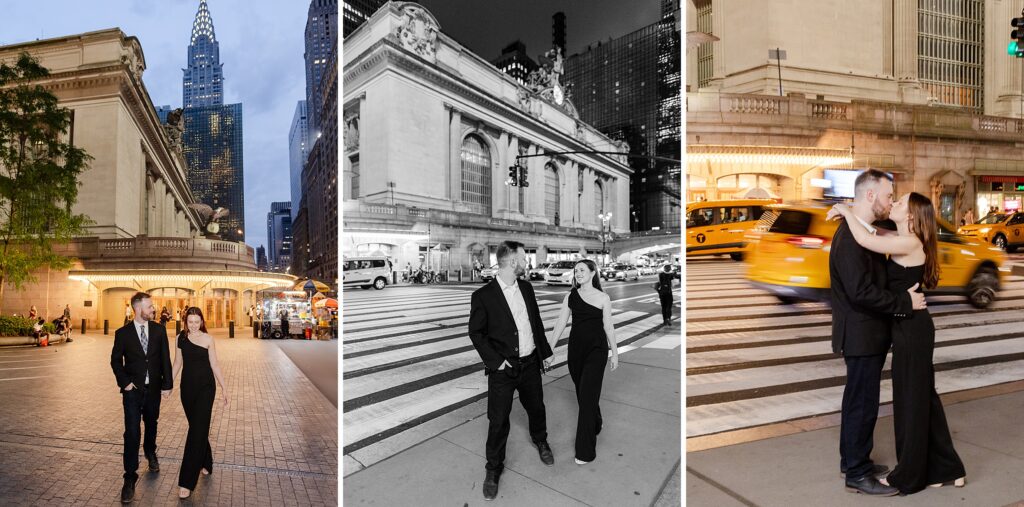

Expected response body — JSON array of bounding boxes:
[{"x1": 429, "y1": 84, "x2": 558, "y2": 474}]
[
  {"x1": 491, "y1": 41, "x2": 538, "y2": 87},
  {"x1": 565, "y1": 4, "x2": 681, "y2": 232},
  {"x1": 306, "y1": 0, "x2": 338, "y2": 146},
  {"x1": 156, "y1": 105, "x2": 173, "y2": 123},
  {"x1": 342, "y1": 0, "x2": 387, "y2": 38},
  {"x1": 256, "y1": 245, "x2": 268, "y2": 271},
  {"x1": 182, "y1": 0, "x2": 224, "y2": 108},
  {"x1": 181, "y1": 0, "x2": 245, "y2": 243},
  {"x1": 289, "y1": 100, "x2": 308, "y2": 221},
  {"x1": 267, "y1": 202, "x2": 293, "y2": 272}
]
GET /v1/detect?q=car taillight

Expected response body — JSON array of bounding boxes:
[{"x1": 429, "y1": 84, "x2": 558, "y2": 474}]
[{"x1": 785, "y1": 236, "x2": 828, "y2": 249}]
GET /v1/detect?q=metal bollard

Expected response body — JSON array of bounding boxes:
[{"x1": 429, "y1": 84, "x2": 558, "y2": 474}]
[
  {"x1": 175, "y1": 320, "x2": 181, "y2": 336},
  {"x1": 80, "y1": 319, "x2": 86, "y2": 335},
  {"x1": 253, "y1": 323, "x2": 259, "y2": 338},
  {"x1": 393, "y1": 271, "x2": 398, "y2": 285},
  {"x1": 458, "y1": 269, "x2": 463, "y2": 283},
  {"x1": 103, "y1": 320, "x2": 109, "y2": 335},
  {"x1": 229, "y1": 320, "x2": 235, "y2": 338}
]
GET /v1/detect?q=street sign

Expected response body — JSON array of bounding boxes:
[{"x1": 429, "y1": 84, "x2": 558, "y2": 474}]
[{"x1": 768, "y1": 49, "x2": 787, "y2": 60}]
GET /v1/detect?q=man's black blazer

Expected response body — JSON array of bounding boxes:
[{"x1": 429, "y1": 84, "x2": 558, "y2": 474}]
[
  {"x1": 110, "y1": 321, "x2": 173, "y2": 392},
  {"x1": 468, "y1": 278, "x2": 553, "y2": 372},
  {"x1": 829, "y1": 220, "x2": 913, "y2": 357}
]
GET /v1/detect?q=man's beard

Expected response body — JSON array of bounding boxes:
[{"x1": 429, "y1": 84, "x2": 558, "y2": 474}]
[
  {"x1": 872, "y1": 201, "x2": 890, "y2": 222},
  {"x1": 513, "y1": 264, "x2": 526, "y2": 276}
]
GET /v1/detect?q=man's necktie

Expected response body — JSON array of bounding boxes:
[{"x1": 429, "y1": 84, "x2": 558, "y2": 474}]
[{"x1": 140, "y1": 325, "x2": 148, "y2": 354}]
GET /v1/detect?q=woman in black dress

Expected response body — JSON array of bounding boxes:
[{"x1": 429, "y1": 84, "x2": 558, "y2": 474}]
[
  {"x1": 547, "y1": 259, "x2": 619, "y2": 465},
  {"x1": 171, "y1": 307, "x2": 230, "y2": 499},
  {"x1": 831, "y1": 193, "x2": 966, "y2": 494}
]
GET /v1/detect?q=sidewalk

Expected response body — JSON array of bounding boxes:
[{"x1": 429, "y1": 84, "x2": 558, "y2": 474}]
[
  {"x1": 343, "y1": 322, "x2": 681, "y2": 506},
  {"x1": 687, "y1": 381, "x2": 1024, "y2": 506},
  {"x1": 0, "y1": 329, "x2": 337, "y2": 506}
]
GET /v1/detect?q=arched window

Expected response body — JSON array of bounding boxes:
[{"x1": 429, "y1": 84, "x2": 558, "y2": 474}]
[
  {"x1": 544, "y1": 162, "x2": 560, "y2": 223},
  {"x1": 595, "y1": 179, "x2": 605, "y2": 217},
  {"x1": 460, "y1": 134, "x2": 492, "y2": 216}
]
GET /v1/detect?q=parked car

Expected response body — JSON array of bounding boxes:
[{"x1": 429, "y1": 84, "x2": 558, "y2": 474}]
[
  {"x1": 545, "y1": 260, "x2": 577, "y2": 285},
  {"x1": 480, "y1": 264, "x2": 499, "y2": 282},
  {"x1": 529, "y1": 263, "x2": 551, "y2": 280},
  {"x1": 601, "y1": 263, "x2": 639, "y2": 281},
  {"x1": 745, "y1": 202, "x2": 1008, "y2": 308},
  {"x1": 342, "y1": 256, "x2": 392, "y2": 290}
]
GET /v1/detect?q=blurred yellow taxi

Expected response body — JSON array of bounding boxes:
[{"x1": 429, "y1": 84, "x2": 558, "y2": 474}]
[
  {"x1": 686, "y1": 199, "x2": 774, "y2": 261},
  {"x1": 958, "y1": 211, "x2": 1024, "y2": 252},
  {"x1": 745, "y1": 202, "x2": 1007, "y2": 308}
]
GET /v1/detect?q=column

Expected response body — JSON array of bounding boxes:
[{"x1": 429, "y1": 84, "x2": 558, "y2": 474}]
[
  {"x1": 616, "y1": 177, "x2": 630, "y2": 232},
  {"x1": 527, "y1": 145, "x2": 544, "y2": 220},
  {"x1": 581, "y1": 167, "x2": 595, "y2": 226},
  {"x1": 893, "y1": 0, "x2": 927, "y2": 103},
  {"x1": 993, "y1": 0, "x2": 1024, "y2": 116},
  {"x1": 708, "y1": 0, "x2": 726, "y2": 89},
  {"x1": 153, "y1": 178, "x2": 166, "y2": 236},
  {"x1": 565, "y1": 160, "x2": 579, "y2": 226},
  {"x1": 447, "y1": 106, "x2": 462, "y2": 203},
  {"x1": 496, "y1": 132, "x2": 510, "y2": 216}
]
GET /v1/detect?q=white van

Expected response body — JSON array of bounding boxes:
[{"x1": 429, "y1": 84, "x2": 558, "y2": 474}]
[{"x1": 342, "y1": 256, "x2": 393, "y2": 290}]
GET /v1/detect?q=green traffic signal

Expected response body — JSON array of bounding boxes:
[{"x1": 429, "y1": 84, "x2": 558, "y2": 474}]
[{"x1": 1011, "y1": 40, "x2": 1024, "y2": 57}]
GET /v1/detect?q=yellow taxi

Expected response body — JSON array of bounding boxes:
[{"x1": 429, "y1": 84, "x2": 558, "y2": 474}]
[
  {"x1": 745, "y1": 202, "x2": 1008, "y2": 308},
  {"x1": 958, "y1": 211, "x2": 1024, "y2": 252},
  {"x1": 686, "y1": 199, "x2": 774, "y2": 261}
]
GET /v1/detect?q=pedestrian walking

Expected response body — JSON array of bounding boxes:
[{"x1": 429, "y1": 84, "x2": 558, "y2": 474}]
[{"x1": 655, "y1": 264, "x2": 680, "y2": 325}]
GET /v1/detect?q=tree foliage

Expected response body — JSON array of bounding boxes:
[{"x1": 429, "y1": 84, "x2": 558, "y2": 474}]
[{"x1": 0, "y1": 53, "x2": 92, "y2": 310}]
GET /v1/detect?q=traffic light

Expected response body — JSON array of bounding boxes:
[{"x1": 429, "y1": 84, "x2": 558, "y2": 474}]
[
  {"x1": 1010, "y1": 17, "x2": 1024, "y2": 57},
  {"x1": 508, "y1": 165, "x2": 518, "y2": 186},
  {"x1": 518, "y1": 165, "x2": 529, "y2": 187}
]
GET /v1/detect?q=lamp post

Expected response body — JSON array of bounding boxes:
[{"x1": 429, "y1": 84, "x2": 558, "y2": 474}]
[{"x1": 598, "y1": 212, "x2": 613, "y2": 266}]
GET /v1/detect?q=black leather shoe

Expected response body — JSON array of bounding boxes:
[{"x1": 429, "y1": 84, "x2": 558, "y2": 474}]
[
  {"x1": 845, "y1": 475, "x2": 898, "y2": 496},
  {"x1": 120, "y1": 477, "x2": 137, "y2": 504},
  {"x1": 840, "y1": 463, "x2": 888, "y2": 479},
  {"x1": 535, "y1": 441, "x2": 554, "y2": 466},
  {"x1": 146, "y1": 454, "x2": 159, "y2": 472},
  {"x1": 483, "y1": 470, "x2": 500, "y2": 501}
]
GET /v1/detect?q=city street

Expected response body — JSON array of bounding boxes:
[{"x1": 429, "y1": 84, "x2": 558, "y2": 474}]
[
  {"x1": 686, "y1": 254, "x2": 1024, "y2": 439},
  {"x1": 342, "y1": 275, "x2": 679, "y2": 471},
  {"x1": 0, "y1": 330, "x2": 338, "y2": 506}
]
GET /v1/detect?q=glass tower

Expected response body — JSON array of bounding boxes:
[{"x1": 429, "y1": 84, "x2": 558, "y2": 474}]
[
  {"x1": 565, "y1": 3, "x2": 681, "y2": 232},
  {"x1": 182, "y1": 0, "x2": 245, "y2": 243},
  {"x1": 306, "y1": 0, "x2": 338, "y2": 144}
]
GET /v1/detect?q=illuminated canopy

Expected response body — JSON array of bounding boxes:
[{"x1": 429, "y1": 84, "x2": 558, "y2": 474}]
[
  {"x1": 68, "y1": 269, "x2": 295, "y2": 288},
  {"x1": 687, "y1": 145, "x2": 854, "y2": 167}
]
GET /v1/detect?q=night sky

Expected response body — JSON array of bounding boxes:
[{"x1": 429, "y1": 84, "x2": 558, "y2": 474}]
[
  {"x1": 418, "y1": 0, "x2": 660, "y2": 61},
  {"x1": 1, "y1": 0, "x2": 311, "y2": 252}
]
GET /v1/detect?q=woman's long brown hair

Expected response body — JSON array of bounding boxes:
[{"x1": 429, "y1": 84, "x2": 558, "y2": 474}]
[{"x1": 908, "y1": 192, "x2": 940, "y2": 289}]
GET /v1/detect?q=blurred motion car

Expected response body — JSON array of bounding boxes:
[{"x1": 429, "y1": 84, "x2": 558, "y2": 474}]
[
  {"x1": 958, "y1": 211, "x2": 1024, "y2": 252},
  {"x1": 686, "y1": 199, "x2": 773, "y2": 261},
  {"x1": 745, "y1": 202, "x2": 1007, "y2": 308},
  {"x1": 545, "y1": 260, "x2": 577, "y2": 285}
]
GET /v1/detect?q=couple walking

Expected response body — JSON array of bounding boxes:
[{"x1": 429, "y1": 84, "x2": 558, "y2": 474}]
[
  {"x1": 109, "y1": 292, "x2": 229, "y2": 503},
  {"x1": 830, "y1": 170, "x2": 966, "y2": 496},
  {"x1": 468, "y1": 241, "x2": 619, "y2": 501}
]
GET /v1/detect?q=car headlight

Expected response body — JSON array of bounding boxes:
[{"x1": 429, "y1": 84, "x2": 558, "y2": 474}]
[{"x1": 979, "y1": 227, "x2": 990, "y2": 234}]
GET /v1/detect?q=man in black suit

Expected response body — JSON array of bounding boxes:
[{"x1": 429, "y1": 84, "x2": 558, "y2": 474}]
[
  {"x1": 110, "y1": 292, "x2": 172, "y2": 503},
  {"x1": 468, "y1": 241, "x2": 554, "y2": 501},
  {"x1": 829, "y1": 169, "x2": 925, "y2": 496}
]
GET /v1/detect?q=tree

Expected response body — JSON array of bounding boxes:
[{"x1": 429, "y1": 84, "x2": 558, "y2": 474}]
[{"x1": 0, "y1": 53, "x2": 92, "y2": 311}]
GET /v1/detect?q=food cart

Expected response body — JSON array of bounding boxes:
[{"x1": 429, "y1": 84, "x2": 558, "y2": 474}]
[{"x1": 255, "y1": 289, "x2": 310, "y2": 339}]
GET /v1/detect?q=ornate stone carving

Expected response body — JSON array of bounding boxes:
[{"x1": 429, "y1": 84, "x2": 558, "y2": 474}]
[
  {"x1": 395, "y1": 3, "x2": 439, "y2": 63},
  {"x1": 162, "y1": 108, "x2": 185, "y2": 155},
  {"x1": 574, "y1": 121, "x2": 585, "y2": 141},
  {"x1": 344, "y1": 114, "x2": 360, "y2": 153},
  {"x1": 520, "y1": 46, "x2": 579, "y2": 119}
]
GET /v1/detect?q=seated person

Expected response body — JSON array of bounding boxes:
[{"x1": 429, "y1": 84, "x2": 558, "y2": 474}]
[{"x1": 32, "y1": 319, "x2": 50, "y2": 344}]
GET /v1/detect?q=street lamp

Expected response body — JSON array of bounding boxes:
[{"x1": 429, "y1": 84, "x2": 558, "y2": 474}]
[{"x1": 598, "y1": 212, "x2": 613, "y2": 266}]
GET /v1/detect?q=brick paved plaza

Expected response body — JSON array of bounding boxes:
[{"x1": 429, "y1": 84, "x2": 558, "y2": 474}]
[{"x1": 0, "y1": 330, "x2": 338, "y2": 506}]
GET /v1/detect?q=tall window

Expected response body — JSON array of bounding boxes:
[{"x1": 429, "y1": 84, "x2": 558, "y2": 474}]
[
  {"x1": 918, "y1": 0, "x2": 984, "y2": 112},
  {"x1": 544, "y1": 162, "x2": 560, "y2": 223},
  {"x1": 350, "y1": 154, "x2": 360, "y2": 199},
  {"x1": 461, "y1": 134, "x2": 492, "y2": 216},
  {"x1": 695, "y1": 0, "x2": 713, "y2": 89},
  {"x1": 595, "y1": 180, "x2": 605, "y2": 217}
]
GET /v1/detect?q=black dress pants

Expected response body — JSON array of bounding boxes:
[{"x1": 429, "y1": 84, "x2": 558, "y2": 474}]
[
  {"x1": 659, "y1": 292, "x2": 673, "y2": 322},
  {"x1": 122, "y1": 385, "x2": 161, "y2": 481},
  {"x1": 840, "y1": 353, "x2": 886, "y2": 480},
  {"x1": 485, "y1": 353, "x2": 546, "y2": 473}
]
